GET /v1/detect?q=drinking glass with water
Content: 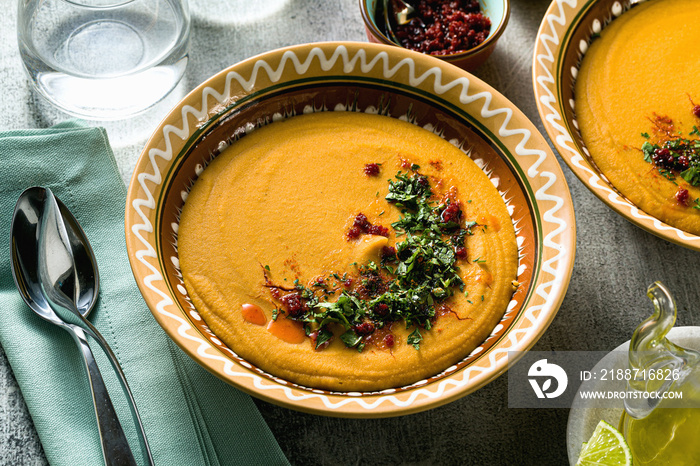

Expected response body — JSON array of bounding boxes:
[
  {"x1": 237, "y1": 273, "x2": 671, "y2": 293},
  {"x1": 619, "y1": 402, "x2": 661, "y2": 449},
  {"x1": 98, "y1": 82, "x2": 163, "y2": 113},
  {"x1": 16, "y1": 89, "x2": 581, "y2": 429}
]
[{"x1": 17, "y1": 0, "x2": 190, "y2": 120}]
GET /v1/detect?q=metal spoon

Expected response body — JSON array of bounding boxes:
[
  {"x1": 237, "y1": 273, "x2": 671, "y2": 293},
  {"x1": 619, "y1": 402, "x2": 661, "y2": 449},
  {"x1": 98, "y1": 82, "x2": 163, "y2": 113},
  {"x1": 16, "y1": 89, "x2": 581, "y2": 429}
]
[
  {"x1": 382, "y1": 0, "x2": 416, "y2": 45},
  {"x1": 391, "y1": 0, "x2": 416, "y2": 25},
  {"x1": 10, "y1": 186, "x2": 153, "y2": 466}
]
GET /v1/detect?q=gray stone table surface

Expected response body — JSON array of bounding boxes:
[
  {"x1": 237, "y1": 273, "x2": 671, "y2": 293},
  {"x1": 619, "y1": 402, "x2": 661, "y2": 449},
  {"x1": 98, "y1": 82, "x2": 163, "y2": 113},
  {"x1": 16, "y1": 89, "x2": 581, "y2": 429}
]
[{"x1": 2, "y1": 0, "x2": 699, "y2": 465}]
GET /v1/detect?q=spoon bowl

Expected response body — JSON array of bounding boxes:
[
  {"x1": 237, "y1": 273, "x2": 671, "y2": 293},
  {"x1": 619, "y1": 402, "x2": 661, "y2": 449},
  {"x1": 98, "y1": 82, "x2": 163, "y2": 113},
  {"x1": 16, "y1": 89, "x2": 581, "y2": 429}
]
[
  {"x1": 36, "y1": 188, "x2": 98, "y2": 325},
  {"x1": 10, "y1": 187, "x2": 97, "y2": 324}
]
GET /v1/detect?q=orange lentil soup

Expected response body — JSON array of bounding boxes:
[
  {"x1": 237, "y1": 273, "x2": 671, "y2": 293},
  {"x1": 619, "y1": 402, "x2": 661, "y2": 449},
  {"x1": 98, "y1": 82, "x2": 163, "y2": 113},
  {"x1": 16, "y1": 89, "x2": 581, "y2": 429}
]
[
  {"x1": 575, "y1": 0, "x2": 700, "y2": 234},
  {"x1": 178, "y1": 112, "x2": 518, "y2": 391}
]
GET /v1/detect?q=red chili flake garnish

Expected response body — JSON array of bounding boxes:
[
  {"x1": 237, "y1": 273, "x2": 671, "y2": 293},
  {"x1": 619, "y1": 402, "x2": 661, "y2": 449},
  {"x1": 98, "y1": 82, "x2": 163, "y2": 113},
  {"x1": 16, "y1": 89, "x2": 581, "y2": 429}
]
[
  {"x1": 280, "y1": 292, "x2": 306, "y2": 317},
  {"x1": 367, "y1": 224, "x2": 390, "y2": 236},
  {"x1": 380, "y1": 245, "x2": 397, "y2": 260},
  {"x1": 440, "y1": 202, "x2": 462, "y2": 223},
  {"x1": 363, "y1": 324, "x2": 395, "y2": 350},
  {"x1": 373, "y1": 303, "x2": 390, "y2": 317},
  {"x1": 678, "y1": 155, "x2": 691, "y2": 169},
  {"x1": 384, "y1": 334, "x2": 395, "y2": 348},
  {"x1": 355, "y1": 322, "x2": 376, "y2": 335},
  {"x1": 688, "y1": 95, "x2": 700, "y2": 118},
  {"x1": 455, "y1": 246, "x2": 467, "y2": 259},
  {"x1": 676, "y1": 187, "x2": 691, "y2": 206},
  {"x1": 652, "y1": 148, "x2": 672, "y2": 166},
  {"x1": 354, "y1": 213, "x2": 369, "y2": 229},
  {"x1": 346, "y1": 226, "x2": 362, "y2": 239},
  {"x1": 346, "y1": 212, "x2": 389, "y2": 239},
  {"x1": 364, "y1": 163, "x2": 381, "y2": 176}
]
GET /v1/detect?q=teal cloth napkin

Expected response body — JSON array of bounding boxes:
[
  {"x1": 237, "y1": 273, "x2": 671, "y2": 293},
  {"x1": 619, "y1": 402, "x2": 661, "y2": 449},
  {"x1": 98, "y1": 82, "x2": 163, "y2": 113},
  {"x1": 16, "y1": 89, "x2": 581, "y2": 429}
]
[{"x1": 0, "y1": 121, "x2": 290, "y2": 466}]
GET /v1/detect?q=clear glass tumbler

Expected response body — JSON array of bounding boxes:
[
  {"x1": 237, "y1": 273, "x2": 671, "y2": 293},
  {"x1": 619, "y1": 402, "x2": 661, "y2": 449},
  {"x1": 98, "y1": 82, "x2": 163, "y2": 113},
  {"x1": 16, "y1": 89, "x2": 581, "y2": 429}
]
[{"x1": 17, "y1": 0, "x2": 190, "y2": 120}]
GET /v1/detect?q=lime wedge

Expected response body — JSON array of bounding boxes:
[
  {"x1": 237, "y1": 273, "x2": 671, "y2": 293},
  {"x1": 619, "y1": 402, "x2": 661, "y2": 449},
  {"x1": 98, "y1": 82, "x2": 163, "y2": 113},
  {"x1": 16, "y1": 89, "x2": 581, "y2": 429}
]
[{"x1": 576, "y1": 420, "x2": 633, "y2": 465}]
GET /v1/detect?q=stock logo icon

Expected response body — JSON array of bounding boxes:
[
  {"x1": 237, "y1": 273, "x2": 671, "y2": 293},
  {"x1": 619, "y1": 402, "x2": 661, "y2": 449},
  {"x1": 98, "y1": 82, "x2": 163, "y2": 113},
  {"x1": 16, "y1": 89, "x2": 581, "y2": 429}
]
[{"x1": 527, "y1": 359, "x2": 568, "y2": 399}]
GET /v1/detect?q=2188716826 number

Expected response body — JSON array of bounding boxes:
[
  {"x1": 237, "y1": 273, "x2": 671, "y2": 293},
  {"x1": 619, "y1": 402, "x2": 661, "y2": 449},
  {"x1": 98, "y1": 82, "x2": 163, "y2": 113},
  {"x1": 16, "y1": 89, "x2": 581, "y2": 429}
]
[{"x1": 598, "y1": 368, "x2": 681, "y2": 381}]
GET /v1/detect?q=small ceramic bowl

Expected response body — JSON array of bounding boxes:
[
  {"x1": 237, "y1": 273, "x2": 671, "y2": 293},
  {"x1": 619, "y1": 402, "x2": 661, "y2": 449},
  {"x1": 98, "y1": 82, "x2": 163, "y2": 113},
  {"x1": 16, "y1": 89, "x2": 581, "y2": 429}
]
[
  {"x1": 359, "y1": 0, "x2": 510, "y2": 71},
  {"x1": 533, "y1": 0, "x2": 700, "y2": 251},
  {"x1": 125, "y1": 41, "x2": 574, "y2": 417}
]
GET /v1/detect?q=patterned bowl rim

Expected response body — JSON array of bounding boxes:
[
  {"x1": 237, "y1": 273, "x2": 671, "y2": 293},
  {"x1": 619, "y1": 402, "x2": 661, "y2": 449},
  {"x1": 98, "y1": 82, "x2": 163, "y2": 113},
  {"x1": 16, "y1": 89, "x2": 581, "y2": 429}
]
[
  {"x1": 532, "y1": 0, "x2": 700, "y2": 251},
  {"x1": 125, "y1": 41, "x2": 576, "y2": 417}
]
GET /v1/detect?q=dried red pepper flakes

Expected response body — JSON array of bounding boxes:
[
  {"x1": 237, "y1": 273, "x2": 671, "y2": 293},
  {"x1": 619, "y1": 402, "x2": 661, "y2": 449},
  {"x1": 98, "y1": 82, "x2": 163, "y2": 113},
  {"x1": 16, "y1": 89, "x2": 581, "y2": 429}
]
[{"x1": 394, "y1": 0, "x2": 491, "y2": 56}]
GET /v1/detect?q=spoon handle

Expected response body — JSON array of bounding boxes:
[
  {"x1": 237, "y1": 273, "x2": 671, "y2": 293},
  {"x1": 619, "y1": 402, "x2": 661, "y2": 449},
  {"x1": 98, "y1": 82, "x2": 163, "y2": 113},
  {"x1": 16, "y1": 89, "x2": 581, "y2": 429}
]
[
  {"x1": 80, "y1": 318, "x2": 154, "y2": 466},
  {"x1": 68, "y1": 324, "x2": 137, "y2": 466}
]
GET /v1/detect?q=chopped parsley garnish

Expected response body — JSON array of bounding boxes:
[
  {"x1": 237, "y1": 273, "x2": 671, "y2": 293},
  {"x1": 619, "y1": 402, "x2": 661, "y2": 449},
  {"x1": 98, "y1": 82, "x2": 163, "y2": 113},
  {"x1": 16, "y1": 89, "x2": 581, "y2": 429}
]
[
  {"x1": 407, "y1": 328, "x2": 423, "y2": 350},
  {"x1": 268, "y1": 170, "x2": 476, "y2": 351}
]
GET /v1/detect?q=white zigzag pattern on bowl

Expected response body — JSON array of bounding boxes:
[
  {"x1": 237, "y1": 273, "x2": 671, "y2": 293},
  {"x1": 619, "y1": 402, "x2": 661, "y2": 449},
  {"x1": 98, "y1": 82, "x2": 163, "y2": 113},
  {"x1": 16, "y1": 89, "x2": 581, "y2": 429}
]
[
  {"x1": 535, "y1": 0, "x2": 700, "y2": 245},
  {"x1": 130, "y1": 44, "x2": 569, "y2": 409}
]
